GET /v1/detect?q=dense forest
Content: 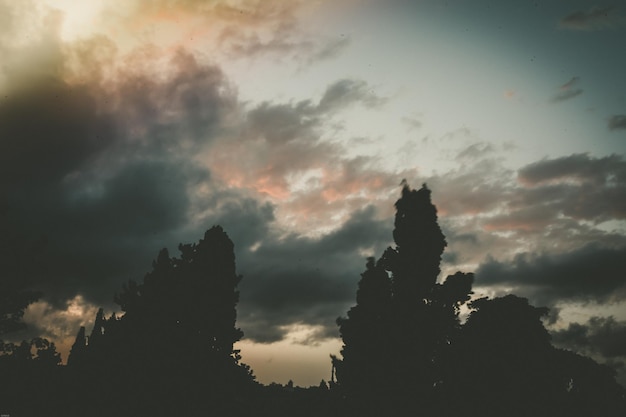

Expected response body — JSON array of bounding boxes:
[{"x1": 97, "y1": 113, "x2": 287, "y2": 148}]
[{"x1": 1, "y1": 184, "x2": 625, "y2": 417}]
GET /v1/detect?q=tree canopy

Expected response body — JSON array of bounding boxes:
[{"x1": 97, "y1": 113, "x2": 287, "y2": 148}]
[{"x1": 334, "y1": 183, "x2": 625, "y2": 416}]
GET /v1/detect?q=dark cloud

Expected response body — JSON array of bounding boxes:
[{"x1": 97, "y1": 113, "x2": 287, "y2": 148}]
[
  {"x1": 559, "y1": 6, "x2": 625, "y2": 31},
  {"x1": 237, "y1": 205, "x2": 392, "y2": 343},
  {"x1": 518, "y1": 153, "x2": 625, "y2": 186},
  {"x1": 0, "y1": 42, "x2": 239, "y2": 311},
  {"x1": 475, "y1": 244, "x2": 626, "y2": 305},
  {"x1": 194, "y1": 194, "x2": 276, "y2": 250},
  {"x1": 0, "y1": 80, "x2": 114, "y2": 189},
  {"x1": 0, "y1": 12, "x2": 399, "y2": 353},
  {"x1": 494, "y1": 154, "x2": 626, "y2": 227},
  {"x1": 608, "y1": 115, "x2": 626, "y2": 131},
  {"x1": 552, "y1": 316, "x2": 626, "y2": 358}
]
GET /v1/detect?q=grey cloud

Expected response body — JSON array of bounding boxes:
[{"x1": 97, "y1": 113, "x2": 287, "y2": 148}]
[
  {"x1": 0, "y1": 80, "x2": 115, "y2": 190},
  {"x1": 552, "y1": 316, "x2": 626, "y2": 358},
  {"x1": 518, "y1": 153, "x2": 626, "y2": 186},
  {"x1": 209, "y1": 78, "x2": 392, "y2": 210},
  {"x1": 65, "y1": 159, "x2": 204, "y2": 237},
  {"x1": 318, "y1": 79, "x2": 387, "y2": 112},
  {"x1": 424, "y1": 158, "x2": 513, "y2": 217},
  {"x1": 499, "y1": 154, "x2": 626, "y2": 225},
  {"x1": 112, "y1": 49, "x2": 237, "y2": 148},
  {"x1": 237, "y1": 205, "x2": 392, "y2": 343},
  {"x1": 609, "y1": 115, "x2": 626, "y2": 130},
  {"x1": 0, "y1": 45, "x2": 238, "y2": 310},
  {"x1": 246, "y1": 78, "x2": 384, "y2": 134},
  {"x1": 243, "y1": 77, "x2": 385, "y2": 146},
  {"x1": 475, "y1": 244, "x2": 626, "y2": 305},
  {"x1": 391, "y1": 153, "x2": 626, "y2": 279},
  {"x1": 196, "y1": 195, "x2": 276, "y2": 250},
  {"x1": 455, "y1": 142, "x2": 496, "y2": 161},
  {"x1": 245, "y1": 101, "x2": 319, "y2": 145},
  {"x1": 559, "y1": 6, "x2": 625, "y2": 31}
]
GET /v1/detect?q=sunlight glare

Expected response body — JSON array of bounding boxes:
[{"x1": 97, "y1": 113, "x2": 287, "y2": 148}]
[{"x1": 42, "y1": 0, "x2": 107, "y2": 41}]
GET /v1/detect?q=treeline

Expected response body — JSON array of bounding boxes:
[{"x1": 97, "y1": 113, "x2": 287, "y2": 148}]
[{"x1": 1, "y1": 184, "x2": 624, "y2": 417}]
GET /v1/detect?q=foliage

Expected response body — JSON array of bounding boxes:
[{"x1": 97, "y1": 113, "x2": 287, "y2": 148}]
[
  {"x1": 64, "y1": 226, "x2": 255, "y2": 416},
  {"x1": 335, "y1": 183, "x2": 625, "y2": 416},
  {"x1": 335, "y1": 183, "x2": 474, "y2": 400}
]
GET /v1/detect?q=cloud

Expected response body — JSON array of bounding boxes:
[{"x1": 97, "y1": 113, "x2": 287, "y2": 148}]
[
  {"x1": 551, "y1": 76, "x2": 583, "y2": 102},
  {"x1": 475, "y1": 244, "x2": 626, "y2": 305},
  {"x1": 0, "y1": 6, "x2": 400, "y2": 354},
  {"x1": 559, "y1": 6, "x2": 625, "y2": 31},
  {"x1": 0, "y1": 37, "x2": 240, "y2": 309},
  {"x1": 518, "y1": 153, "x2": 625, "y2": 187},
  {"x1": 318, "y1": 79, "x2": 387, "y2": 112},
  {"x1": 237, "y1": 205, "x2": 392, "y2": 343},
  {"x1": 608, "y1": 115, "x2": 626, "y2": 131},
  {"x1": 423, "y1": 157, "x2": 513, "y2": 217},
  {"x1": 552, "y1": 316, "x2": 626, "y2": 358},
  {"x1": 4, "y1": 295, "x2": 100, "y2": 363},
  {"x1": 411, "y1": 153, "x2": 626, "y2": 289},
  {"x1": 203, "y1": 77, "x2": 396, "y2": 232},
  {"x1": 491, "y1": 154, "x2": 626, "y2": 229},
  {"x1": 455, "y1": 142, "x2": 496, "y2": 162},
  {"x1": 205, "y1": 0, "x2": 349, "y2": 65}
]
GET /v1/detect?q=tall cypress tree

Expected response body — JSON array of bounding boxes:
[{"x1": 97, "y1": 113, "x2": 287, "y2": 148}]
[{"x1": 336, "y1": 183, "x2": 473, "y2": 401}]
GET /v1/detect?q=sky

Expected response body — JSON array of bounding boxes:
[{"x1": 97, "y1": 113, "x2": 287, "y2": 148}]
[{"x1": 1, "y1": 0, "x2": 625, "y2": 387}]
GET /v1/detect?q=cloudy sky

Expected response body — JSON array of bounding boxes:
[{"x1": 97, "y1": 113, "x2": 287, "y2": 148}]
[{"x1": 2, "y1": 0, "x2": 625, "y2": 386}]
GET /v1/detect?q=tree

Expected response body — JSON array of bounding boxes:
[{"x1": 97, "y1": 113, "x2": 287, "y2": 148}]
[
  {"x1": 0, "y1": 233, "x2": 43, "y2": 336},
  {"x1": 335, "y1": 183, "x2": 473, "y2": 404},
  {"x1": 446, "y1": 295, "x2": 626, "y2": 417},
  {"x1": 67, "y1": 226, "x2": 254, "y2": 416},
  {"x1": 381, "y1": 182, "x2": 447, "y2": 304},
  {"x1": 335, "y1": 257, "x2": 393, "y2": 393}
]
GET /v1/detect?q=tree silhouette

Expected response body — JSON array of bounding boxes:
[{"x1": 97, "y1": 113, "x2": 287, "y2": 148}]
[
  {"x1": 0, "y1": 227, "x2": 65, "y2": 415},
  {"x1": 335, "y1": 257, "x2": 393, "y2": 393},
  {"x1": 67, "y1": 226, "x2": 255, "y2": 416},
  {"x1": 334, "y1": 183, "x2": 625, "y2": 416},
  {"x1": 335, "y1": 183, "x2": 474, "y2": 410},
  {"x1": 446, "y1": 295, "x2": 626, "y2": 417},
  {"x1": 0, "y1": 232, "x2": 43, "y2": 336},
  {"x1": 382, "y1": 182, "x2": 447, "y2": 304}
]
